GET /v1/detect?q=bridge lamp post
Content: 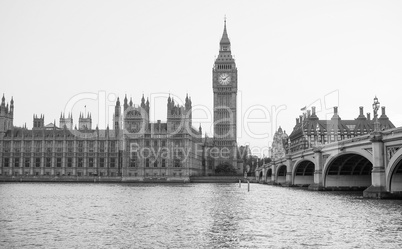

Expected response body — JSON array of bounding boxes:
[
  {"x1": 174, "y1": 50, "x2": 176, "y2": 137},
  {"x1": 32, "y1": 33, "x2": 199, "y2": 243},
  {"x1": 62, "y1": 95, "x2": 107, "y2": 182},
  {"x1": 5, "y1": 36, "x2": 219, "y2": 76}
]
[{"x1": 372, "y1": 96, "x2": 380, "y2": 132}]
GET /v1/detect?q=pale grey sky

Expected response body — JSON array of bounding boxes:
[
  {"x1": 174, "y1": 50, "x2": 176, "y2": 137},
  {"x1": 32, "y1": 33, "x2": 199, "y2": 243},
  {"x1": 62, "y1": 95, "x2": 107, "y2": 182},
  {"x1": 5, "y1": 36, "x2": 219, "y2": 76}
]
[{"x1": 1, "y1": 0, "x2": 402, "y2": 156}]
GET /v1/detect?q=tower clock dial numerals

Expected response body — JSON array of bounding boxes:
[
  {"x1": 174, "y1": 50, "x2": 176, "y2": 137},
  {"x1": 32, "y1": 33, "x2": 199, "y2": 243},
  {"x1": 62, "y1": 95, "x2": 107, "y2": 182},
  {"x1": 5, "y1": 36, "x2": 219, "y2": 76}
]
[{"x1": 218, "y1": 73, "x2": 231, "y2": 85}]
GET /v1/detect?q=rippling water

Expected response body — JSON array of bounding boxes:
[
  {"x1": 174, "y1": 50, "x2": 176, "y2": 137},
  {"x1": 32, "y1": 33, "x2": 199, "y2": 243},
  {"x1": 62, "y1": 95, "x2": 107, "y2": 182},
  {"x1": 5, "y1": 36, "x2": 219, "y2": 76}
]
[{"x1": 1, "y1": 183, "x2": 402, "y2": 248}]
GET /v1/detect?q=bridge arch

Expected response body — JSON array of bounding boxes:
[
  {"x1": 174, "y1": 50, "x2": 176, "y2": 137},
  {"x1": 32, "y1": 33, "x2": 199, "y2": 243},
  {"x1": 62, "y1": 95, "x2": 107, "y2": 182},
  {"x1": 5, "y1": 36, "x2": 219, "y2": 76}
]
[
  {"x1": 323, "y1": 152, "x2": 373, "y2": 189},
  {"x1": 265, "y1": 167, "x2": 273, "y2": 183},
  {"x1": 386, "y1": 149, "x2": 402, "y2": 193},
  {"x1": 258, "y1": 171, "x2": 263, "y2": 182},
  {"x1": 276, "y1": 164, "x2": 287, "y2": 184},
  {"x1": 292, "y1": 160, "x2": 315, "y2": 186}
]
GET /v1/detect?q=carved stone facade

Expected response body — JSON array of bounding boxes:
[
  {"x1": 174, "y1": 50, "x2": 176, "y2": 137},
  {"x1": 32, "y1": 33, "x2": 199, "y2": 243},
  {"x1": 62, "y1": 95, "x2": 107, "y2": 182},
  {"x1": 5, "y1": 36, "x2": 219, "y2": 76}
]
[
  {"x1": 0, "y1": 95, "x2": 208, "y2": 181},
  {"x1": 271, "y1": 127, "x2": 288, "y2": 160},
  {"x1": 212, "y1": 20, "x2": 239, "y2": 169}
]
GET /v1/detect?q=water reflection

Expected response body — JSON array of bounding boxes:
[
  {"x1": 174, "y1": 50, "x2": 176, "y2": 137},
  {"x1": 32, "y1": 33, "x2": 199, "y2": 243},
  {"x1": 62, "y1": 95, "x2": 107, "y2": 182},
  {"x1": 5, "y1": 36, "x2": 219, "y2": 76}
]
[
  {"x1": 0, "y1": 183, "x2": 402, "y2": 248},
  {"x1": 207, "y1": 184, "x2": 243, "y2": 248}
]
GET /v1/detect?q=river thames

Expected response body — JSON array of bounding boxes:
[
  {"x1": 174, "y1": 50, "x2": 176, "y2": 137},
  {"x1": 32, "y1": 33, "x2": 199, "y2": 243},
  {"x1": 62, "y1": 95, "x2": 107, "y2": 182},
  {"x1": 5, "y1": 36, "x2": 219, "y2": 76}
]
[{"x1": 0, "y1": 183, "x2": 401, "y2": 248}]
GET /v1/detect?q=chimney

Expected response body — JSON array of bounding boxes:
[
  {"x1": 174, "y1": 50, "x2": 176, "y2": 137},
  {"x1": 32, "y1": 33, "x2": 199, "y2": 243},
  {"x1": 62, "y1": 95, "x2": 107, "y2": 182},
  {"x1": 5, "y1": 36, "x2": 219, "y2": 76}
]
[
  {"x1": 367, "y1": 113, "x2": 371, "y2": 120},
  {"x1": 357, "y1": 106, "x2": 366, "y2": 119},
  {"x1": 332, "y1": 106, "x2": 340, "y2": 119},
  {"x1": 307, "y1": 110, "x2": 311, "y2": 118},
  {"x1": 380, "y1": 106, "x2": 388, "y2": 119},
  {"x1": 309, "y1": 106, "x2": 318, "y2": 120},
  {"x1": 296, "y1": 118, "x2": 299, "y2": 125}
]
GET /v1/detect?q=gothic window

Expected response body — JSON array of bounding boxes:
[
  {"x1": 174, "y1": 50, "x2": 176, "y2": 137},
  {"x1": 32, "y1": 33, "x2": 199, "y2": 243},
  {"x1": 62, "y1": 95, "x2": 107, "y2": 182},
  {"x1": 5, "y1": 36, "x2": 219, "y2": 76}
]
[
  {"x1": 35, "y1": 141, "x2": 42, "y2": 152},
  {"x1": 35, "y1": 158, "x2": 41, "y2": 167},
  {"x1": 14, "y1": 158, "x2": 20, "y2": 168},
  {"x1": 145, "y1": 158, "x2": 149, "y2": 167},
  {"x1": 78, "y1": 141, "x2": 84, "y2": 153},
  {"x1": 24, "y1": 158, "x2": 30, "y2": 168},
  {"x1": 46, "y1": 158, "x2": 51, "y2": 167},
  {"x1": 67, "y1": 141, "x2": 73, "y2": 153},
  {"x1": 67, "y1": 158, "x2": 73, "y2": 167},
  {"x1": 88, "y1": 141, "x2": 94, "y2": 152},
  {"x1": 99, "y1": 141, "x2": 105, "y2": 152},
  {"x1": 89, "y1": 158, "x2": 94, "y2": 167},
  {"x1": 130, "y1": 152, "x2": 137, "y2": 167},
  {"x1": 162, "y1": 159, "x2": 166, "y2": 168},
  {"x1": 78, "y1": 158, "x2": 83, "y2": 167},
  {"x1": 13, "y1": 141, "x2": 21, "y2": 152},
  {"x1": 153, "y1": 160, "x2": 158, "y2": 167},
  {"x1": 24, "y1": 141, "x2": 31, "y2": 152},
  {"x1": 110, "y1": 158, "x2": 116, "y2": 168},
  {"x1": 45, "y1": 141, "x2": 53, "y2": 153},
  {"x1": 110, "y1": 141, "x2": 116, "y2": 152},
  {"x1": 174, "y1": 159, "x2": 181, "y2": 168},
  {"x1": 99, "y1": 158, "x2": 105, "y2": 168},
  {"x1": 56, "y1": 158, "x2": 62, "y2": 167},
  {"x1": 3, "y1": 141, "x2": 11, "y2": 152},
  {"x1": 56, "y1": 141, "x2": 63, "y2": 152},
  {"x1": 208, "y1": 159, "x2": 213, "y2": 169}
]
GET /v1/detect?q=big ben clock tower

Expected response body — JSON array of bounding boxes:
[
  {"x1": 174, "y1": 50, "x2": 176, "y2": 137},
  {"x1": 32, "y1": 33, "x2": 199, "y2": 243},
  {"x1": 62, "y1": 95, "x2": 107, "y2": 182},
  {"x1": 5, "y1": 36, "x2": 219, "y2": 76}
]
[{"x1": 213, "y1": 19, "x2": 238, "y2": 168}]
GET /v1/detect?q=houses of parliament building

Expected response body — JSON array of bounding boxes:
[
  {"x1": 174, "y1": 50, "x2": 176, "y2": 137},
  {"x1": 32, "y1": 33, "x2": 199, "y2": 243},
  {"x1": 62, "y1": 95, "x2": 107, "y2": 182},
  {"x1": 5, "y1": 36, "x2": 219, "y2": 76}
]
[{"x1": 0, "y1": 21, "x2": 242, "y2": 181}]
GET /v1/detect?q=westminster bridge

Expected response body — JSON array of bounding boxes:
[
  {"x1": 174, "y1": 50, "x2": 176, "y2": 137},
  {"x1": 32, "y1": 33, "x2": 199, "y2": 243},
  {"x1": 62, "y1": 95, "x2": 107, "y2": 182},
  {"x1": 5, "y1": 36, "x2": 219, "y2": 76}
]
[{"x1": 255, "y1": 127, "x2": 402, "y2": 198}]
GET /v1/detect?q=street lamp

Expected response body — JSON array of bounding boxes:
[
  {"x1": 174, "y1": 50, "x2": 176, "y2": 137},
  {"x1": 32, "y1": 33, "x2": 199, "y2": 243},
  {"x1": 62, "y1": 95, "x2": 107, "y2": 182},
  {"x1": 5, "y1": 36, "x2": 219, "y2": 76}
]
[{"x1": 372, "y1": 96, "x2": 380, "y2": 132}]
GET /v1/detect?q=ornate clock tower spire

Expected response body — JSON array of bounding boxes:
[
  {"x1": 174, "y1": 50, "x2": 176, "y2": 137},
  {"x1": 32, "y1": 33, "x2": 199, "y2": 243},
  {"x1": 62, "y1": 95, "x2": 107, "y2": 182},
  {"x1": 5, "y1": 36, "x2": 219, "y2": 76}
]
[
  {"x1": 220, "y1": 17, "x2": 230, "y2": 51},
  {"x1": 212, "y1": 19, "x2": 238, "y2": 169}
]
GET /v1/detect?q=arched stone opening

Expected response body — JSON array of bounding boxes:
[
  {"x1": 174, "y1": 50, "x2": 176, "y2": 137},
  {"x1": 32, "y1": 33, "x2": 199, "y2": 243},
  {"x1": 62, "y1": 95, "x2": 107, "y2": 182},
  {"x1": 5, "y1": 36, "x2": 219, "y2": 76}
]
[
  {"x1": 259, "y1": 171, "x2": 263, "y2": 182},
  {"x1": 325, "y1": 153, "x2": 372, "y2": 189},
  {"x1": 293, "y1": 160, "x2": 314, "y2": 186},
  {"x1": 265, "y1": 168, "x2": 272, "y2": 183},
  {"x1": 276, "y1": 165, "x2": 287, "y2": 184},
  {"x1": 390, "y1": 157, "x2": 402, "y2": 193}
]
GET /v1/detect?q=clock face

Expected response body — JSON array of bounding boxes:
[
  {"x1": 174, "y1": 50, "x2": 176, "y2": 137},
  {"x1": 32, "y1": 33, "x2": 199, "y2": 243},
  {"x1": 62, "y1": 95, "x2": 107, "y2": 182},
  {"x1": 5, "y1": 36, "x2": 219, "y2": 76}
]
[{"x1": 218, "y1": 73, "x2": 231, "y2": 85}]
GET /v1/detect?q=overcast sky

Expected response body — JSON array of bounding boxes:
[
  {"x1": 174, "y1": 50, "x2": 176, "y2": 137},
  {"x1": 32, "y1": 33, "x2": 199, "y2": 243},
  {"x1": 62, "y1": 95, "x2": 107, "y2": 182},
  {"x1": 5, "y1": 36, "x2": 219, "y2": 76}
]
[{"x1": 1, "y1": 0, "x2": 401, "y2": 156}]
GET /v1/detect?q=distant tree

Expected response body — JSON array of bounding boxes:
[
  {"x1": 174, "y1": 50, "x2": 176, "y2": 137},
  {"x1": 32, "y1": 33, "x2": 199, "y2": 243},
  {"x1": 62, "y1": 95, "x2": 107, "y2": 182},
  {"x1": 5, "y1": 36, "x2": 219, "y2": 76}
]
[{"x1": 215, "y1": 162, "x2": 236, "y2": 175}]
